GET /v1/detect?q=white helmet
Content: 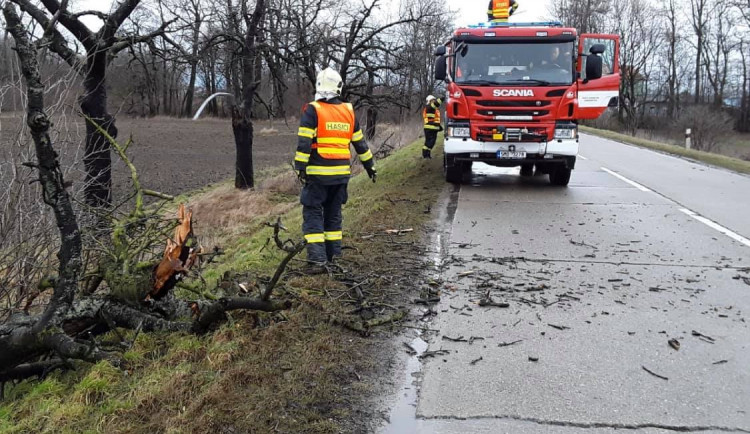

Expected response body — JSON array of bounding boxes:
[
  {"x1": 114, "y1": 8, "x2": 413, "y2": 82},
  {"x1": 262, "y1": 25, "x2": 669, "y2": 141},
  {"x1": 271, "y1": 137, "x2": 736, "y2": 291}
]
[
  {"x1": 316, "y1": 67, "x2": 343, "y2": 99},
  {"x1": 426, "y1": 95, "x2": 436, "y2": 103}
]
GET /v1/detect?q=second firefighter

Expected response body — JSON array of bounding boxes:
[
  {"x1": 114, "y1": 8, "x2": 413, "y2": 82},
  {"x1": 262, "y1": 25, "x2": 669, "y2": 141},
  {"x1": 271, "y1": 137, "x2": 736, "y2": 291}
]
[{"x1": 422, "y1": 95, "x2": 442, "y2": 159}]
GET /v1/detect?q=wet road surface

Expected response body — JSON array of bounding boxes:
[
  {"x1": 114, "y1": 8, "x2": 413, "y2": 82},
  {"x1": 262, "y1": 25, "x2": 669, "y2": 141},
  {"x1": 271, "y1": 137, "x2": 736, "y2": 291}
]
[{"x1": 383, "y1": 133, "x2": 750, "y2": 433}]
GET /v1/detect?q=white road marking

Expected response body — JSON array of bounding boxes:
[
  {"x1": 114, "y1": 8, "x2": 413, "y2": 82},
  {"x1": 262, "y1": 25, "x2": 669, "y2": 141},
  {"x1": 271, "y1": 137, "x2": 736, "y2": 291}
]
[
  {"x1": 679, "y1": 208, "x2": 750, "y2": 248},
  {"x1": 578, "y1": 155, "x2": 588, "y2": 160},
  {"x1": 601, "y1": 167, "x2": 651, "y2": 192}
]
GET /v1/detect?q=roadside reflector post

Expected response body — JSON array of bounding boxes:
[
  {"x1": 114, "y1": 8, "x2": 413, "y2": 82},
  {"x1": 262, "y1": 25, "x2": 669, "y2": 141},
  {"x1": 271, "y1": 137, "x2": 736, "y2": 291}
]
[{"x1": 685, "y1": 128, "x2": 692, "y2": 150}]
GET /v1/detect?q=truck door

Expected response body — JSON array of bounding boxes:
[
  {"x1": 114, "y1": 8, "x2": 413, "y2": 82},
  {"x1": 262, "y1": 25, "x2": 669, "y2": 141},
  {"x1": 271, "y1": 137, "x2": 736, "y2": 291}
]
[{"x1": 575, "y1": 34, "x2": 620, "y2": 120}]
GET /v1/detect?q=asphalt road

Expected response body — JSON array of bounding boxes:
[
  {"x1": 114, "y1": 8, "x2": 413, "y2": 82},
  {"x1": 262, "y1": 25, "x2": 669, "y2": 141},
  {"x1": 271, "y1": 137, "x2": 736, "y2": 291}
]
[{"x1": 394, "y1": 134, "x2": 750, "y2": 433}]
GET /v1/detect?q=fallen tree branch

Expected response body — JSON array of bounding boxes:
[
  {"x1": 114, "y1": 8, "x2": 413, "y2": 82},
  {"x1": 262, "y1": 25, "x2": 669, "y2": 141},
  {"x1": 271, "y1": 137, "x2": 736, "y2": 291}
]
[
  {"x1": 262, "y1": 242, "x2": 306, "y2": 301},
  {"x1": 0, "y1": 359, "x2": 67, "y2": 382},
  {"x1": 336, "y1": 310, "x2": 408, "y2": 335},
  {"x1": 192, "y1": 297, "x2": 291, "y2": 333}
]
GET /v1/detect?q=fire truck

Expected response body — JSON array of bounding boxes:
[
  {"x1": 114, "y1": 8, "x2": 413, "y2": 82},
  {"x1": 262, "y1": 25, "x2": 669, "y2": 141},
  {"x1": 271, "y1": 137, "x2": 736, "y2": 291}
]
[{"x1": 434, "y1": 21, "x2": 620, "y2": 185}]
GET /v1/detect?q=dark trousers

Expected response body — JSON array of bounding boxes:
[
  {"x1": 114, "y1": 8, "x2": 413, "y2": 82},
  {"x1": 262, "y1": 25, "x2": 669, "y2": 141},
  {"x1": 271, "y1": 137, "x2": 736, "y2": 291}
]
[
  {"x1": 423, "y1": 129, "x2": 438, "y2": 157},
  {"x1": 301, "y1": 182, "x2": 348, "y2": 263}
]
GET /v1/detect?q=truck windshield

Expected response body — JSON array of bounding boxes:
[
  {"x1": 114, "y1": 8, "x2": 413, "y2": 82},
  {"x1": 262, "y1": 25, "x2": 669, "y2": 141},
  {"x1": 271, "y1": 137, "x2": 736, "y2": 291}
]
[{"x1": 454, "y1": 42, "x2": 575, "y2": 86}]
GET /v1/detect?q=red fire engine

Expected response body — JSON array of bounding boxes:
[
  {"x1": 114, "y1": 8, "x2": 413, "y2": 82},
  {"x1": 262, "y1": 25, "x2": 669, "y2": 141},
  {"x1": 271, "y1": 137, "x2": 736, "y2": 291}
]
[{"x1": 434, "y1": 21, "x2": 620, "y2": 185}]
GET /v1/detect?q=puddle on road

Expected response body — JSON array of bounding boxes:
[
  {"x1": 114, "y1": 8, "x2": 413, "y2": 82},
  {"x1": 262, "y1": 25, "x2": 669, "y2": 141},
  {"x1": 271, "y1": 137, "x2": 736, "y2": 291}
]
[
  {"x1": 379, "y1": 185, "x2": 460, "y2": 433},
  {"x1": 379, "y1": 335, "x2": 428, "y2": 434}
]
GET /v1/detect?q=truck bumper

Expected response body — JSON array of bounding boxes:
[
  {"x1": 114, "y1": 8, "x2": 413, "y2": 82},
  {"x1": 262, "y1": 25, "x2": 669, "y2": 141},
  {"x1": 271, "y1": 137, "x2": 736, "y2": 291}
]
[
  {"x1": 444, "y1": 136, "x2": 578, "y2": 156},
  {"x1": 444, "y1": 136, "x2": 578, "y2": 169}
]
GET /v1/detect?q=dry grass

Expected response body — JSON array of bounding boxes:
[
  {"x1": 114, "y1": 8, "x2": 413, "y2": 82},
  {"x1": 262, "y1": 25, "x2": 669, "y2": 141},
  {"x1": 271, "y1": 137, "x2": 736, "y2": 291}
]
[
  {"x1": 257, "y1": 169, "x2": 302, "y2": 196},
  {"x1": 189, "y1": 178, "x2": 298, "y2": 247}
]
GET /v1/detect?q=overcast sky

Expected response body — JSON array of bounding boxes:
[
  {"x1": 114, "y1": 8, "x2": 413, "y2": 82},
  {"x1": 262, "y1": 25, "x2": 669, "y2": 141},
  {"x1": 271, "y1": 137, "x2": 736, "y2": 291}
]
[{"x1": 74, "y1": 0, "x2": 554, "y2": 30}]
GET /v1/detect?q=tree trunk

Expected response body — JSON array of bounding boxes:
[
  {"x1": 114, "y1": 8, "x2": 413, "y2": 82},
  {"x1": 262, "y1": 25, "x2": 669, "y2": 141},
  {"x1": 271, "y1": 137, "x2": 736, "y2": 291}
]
[
  {"x1": 666, "y1": 0, "x2": 677, "y2": 119},
  {"x1": 231, "y1": 0, "x2": 265, "y2": 189},
  {"x1": 184, "y1": 59, "x2": 199, "y2": 117},
  {"x1": 233, "y1": 109, "x2": 255, "y2": 189},
  {"x1": 80, "y1": 51, "x2": 115, "y2": 209},
  {"x1": 365, "y1": 70, "x2": 377, "y2": 140},
  {"x1": 738, "y1": 46, "x2": 749, "y2": 132}
]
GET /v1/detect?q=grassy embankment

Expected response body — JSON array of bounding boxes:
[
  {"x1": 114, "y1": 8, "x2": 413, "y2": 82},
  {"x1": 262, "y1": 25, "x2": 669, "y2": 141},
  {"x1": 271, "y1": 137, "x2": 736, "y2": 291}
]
[
  {"x1": 0, "y1": 136, "x2": 444, "y2": 434},
  {"x1": 580, "y1": 125, "x2": 750, "y2": 175}
]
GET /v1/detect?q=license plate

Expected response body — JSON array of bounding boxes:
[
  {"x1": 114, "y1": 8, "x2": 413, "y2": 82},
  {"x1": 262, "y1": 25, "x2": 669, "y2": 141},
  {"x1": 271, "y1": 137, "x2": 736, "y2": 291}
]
[{"x1": 497, "y1": 150, "x2": 526, "y2": 159}]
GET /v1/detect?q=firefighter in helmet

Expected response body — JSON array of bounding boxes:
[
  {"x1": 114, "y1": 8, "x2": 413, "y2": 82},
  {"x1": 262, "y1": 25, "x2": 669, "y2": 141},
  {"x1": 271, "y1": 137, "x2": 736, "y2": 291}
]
[
  {"x1": 294, "y1": 68, "x2": 377, "y2": 269},
  {"x1": 487, "y1": 0, "x2": 518, "y2": 22},
  {"x1": 422, "y1": 95, "x2": 442, "y2": 159}
]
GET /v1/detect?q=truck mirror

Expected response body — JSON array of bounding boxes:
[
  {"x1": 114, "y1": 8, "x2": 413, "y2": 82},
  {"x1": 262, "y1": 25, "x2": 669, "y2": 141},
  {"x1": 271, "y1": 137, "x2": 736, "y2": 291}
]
[
  {"x1": 589, "y1": 44, "x2": 606, "y2": 55},
  {"x1": 434, "y1": 46, "x2": 446, "y2": 56},
  {"x1": 585, "y1": 54, "x2": 603, "y2": 81},
  {"x1": 434, "y1": 56, "x2": 447, "y2": 81}
]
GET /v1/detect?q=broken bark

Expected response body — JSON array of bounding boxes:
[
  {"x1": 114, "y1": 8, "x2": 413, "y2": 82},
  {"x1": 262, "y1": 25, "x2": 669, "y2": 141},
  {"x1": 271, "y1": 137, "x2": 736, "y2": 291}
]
[{"x1": 151, "y1": 204, "x2": 201, "y2": 300}]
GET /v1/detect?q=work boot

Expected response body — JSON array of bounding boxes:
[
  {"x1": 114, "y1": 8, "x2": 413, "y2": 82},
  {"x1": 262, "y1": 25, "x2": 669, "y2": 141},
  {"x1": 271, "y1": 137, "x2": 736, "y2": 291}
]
[
  {"x1": 422, "y1": 149, "x2": 431, "y2": 159},
  {"x1": 304, "y1": 261, "x2": 328, "y2": 275}
]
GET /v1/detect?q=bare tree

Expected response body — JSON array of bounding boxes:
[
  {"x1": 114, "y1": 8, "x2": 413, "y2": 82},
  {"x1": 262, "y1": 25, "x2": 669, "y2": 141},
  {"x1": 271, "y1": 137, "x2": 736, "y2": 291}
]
[
  {"x1": 607, "y1": 0, "x2": 662, "y2": 133},
  {"x1": 702, "y1": 2, "x2": 738, "y2": 107},
  {"x1": 548, "y1": 0, "x2": 611, "y2": 33},
  {"x1": 662, "y1": 0, "x2": 681, "y2": 118},
  {"x1": 225, "y1": 0, "x2": 266, "y2": 189},
  {"x1": 9, "y1": 0, "x2": 169, "y2": 208},
  {"x1": 688, "y1": 0, "x2": 712, "y2": 104}
]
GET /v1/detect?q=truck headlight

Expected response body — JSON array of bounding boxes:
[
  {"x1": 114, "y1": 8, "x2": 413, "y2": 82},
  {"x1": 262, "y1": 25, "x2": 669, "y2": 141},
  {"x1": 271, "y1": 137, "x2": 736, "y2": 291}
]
[
  {"x1": 449, "y1": 127, "x2": 470, "y2": 138},
  {"x1": 554, "y1": 127, "x2": 577, "y2": 140}
]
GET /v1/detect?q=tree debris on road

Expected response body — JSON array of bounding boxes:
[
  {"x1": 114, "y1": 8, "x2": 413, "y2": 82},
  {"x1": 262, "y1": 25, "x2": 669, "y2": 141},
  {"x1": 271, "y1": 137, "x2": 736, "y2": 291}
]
[
  {"x1": 642, "y1": 365, "x2": 669, "y2": 381},
  {"x1": 498, "y1": 340, "x2": 522, "y2": 347},
  {"x1": 478, "y1": 297, "x2": 510, "y2": 308},
  {"x1": 419, "y1": 350, "x2": 451, "y2": 360},
  {"x1": 692, "y1": 330, "x2": 716, "y2": 343}
]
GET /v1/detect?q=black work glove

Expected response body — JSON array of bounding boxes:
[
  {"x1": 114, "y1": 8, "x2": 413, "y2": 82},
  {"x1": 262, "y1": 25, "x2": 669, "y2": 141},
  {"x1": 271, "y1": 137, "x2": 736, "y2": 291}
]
[
  {"x1": 297, "y1": 170, "x2": 308, "y2": 184},
  {"x1": 365, "y1": 166, "x2": 377, "y2": 183},
  {"x1": 438, "y1": 124, "x2": 444, "y2": 132}
]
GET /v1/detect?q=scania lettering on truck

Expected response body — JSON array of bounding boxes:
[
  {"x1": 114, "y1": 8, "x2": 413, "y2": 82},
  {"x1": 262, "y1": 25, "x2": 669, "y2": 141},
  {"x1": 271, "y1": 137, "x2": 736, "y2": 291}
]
[{"x1": 434, "y1": 21, "x2": 621, "y2": 186}]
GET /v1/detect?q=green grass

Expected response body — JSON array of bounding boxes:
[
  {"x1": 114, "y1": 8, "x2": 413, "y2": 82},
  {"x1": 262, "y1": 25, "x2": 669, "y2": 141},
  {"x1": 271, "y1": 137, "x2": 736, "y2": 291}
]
[
  {"x1": 0, "y1": 135, "x2": 445, "y2": 434},
  {"x1": 580, "y1": 125, "x2": 750, "y2": 175}
]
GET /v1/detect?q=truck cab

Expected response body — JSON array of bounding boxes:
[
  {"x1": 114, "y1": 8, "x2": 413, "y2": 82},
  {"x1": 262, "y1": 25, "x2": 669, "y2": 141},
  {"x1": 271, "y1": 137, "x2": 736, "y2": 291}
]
[{"x1": 434, "y1": 22, "x2": 620, "y2": 185}]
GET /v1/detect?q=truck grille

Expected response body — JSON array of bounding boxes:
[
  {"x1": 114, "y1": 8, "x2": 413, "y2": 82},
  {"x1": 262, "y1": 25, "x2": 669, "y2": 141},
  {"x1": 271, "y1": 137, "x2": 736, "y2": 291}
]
[
  {"x1": 477, "y1": 109, "x2": 549, "y2": 117},
  {"x1": 476, "y1": 100, "x2": 550, "y2": 107},
  {"x1": 476, "y1": 126, "x2": 548, "y2": 142}
]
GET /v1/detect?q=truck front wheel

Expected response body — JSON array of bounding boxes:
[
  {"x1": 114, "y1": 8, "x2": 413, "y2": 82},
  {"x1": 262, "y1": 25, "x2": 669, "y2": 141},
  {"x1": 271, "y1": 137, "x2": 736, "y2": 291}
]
[
  {"x1": 549, "y1": 166, "x2": 571, "y2": 186},
  {"x1": 444, "y1": 155, "x2": 464, "y2": 184}
]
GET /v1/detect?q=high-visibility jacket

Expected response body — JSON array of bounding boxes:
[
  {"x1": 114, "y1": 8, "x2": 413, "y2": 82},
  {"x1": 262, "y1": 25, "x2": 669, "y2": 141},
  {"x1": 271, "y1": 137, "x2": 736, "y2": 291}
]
[
  {"x1": 423, "y1": 100, "x2": 441, "y2": 130},
  {"x1": 487, "y1": 0, "x2": 518, "y2": 21},
  {"x1": 294, "y1": 98, "x2": 374, "y2": 185}
]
